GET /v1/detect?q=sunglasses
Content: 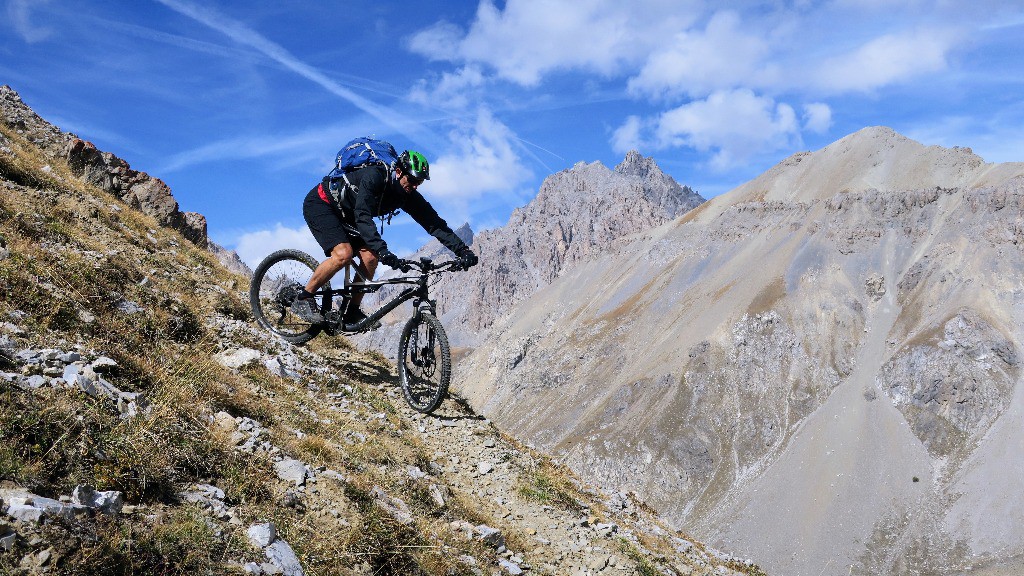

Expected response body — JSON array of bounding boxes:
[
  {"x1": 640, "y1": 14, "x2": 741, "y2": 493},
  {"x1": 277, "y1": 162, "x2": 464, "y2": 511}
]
[{"x1": 404, "y1": 173, "x2": 424, "y2": 186}]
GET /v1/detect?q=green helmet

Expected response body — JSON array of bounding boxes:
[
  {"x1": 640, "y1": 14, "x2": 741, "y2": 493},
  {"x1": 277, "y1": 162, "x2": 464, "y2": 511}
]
[{"x1": 398, "y1": 150, "x2": 430, "y2": 181}]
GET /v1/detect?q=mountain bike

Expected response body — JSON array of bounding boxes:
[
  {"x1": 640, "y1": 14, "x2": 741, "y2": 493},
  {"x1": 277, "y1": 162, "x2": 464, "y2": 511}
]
[{"x1": 249, "y1": 249, "x2": 463, "y2": 413}]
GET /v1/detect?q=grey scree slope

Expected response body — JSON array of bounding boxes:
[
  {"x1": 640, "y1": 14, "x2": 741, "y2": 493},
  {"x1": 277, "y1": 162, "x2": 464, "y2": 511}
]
[{"x1": 455, "y1": 126, "x2": 1024, "y2": 576}]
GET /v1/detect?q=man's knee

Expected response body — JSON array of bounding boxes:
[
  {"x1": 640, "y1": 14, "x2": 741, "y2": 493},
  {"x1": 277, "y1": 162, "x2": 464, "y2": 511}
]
[
  {"x1": 330, "y1": 242, "x2": 354, "y2": 260},
  {"x1": 326, "y1": 243, "x2": 354, "y2": 268}
]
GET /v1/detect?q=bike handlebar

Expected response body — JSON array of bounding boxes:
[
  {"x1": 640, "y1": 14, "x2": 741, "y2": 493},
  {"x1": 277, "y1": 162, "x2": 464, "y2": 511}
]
[{"x1": 401, "y1": 257, "x2": 466, "y2": 273}]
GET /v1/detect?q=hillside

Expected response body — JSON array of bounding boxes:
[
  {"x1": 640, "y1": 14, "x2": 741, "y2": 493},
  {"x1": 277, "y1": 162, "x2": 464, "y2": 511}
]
[
  {"x1": 0, "y1": 86, "x2": 761, "y2": 575},
  {"x1": 456, "y1": 127, "x2": 1024, "y2": 575}
]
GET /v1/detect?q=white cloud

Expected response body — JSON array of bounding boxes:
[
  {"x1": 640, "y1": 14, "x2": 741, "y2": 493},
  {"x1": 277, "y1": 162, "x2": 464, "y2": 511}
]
[
  {"x1": 628, "y1": 10, "x2": 770, "y2": 100},
  {"x1": 233, "y1": 223, "x2": 324, "y2": 269},
  {"x1": 408, "y1": 0, "x2": 702, "y2": 86},
  {"x1": 618, "y1": 89, "x2": 800, "y2": 170},
  {"x1": 408, "y1": 1, "x2": 983, "y2": 101},
  {"x1": 409, "y1": 65, "x2": 487, "y2": 110},
  {"x1": 406, "y1": 20, "x2": 465, "y2": 60},
  {"x1": 802, "y1": 103, "x2": 832, "y2": 134},
  {"x1": 611, "y1": 115, "x2": 646, "y2": 155},
  {"x1": 428, "y1": 108, "x2": 531, "y2": 201},
  {"x1": 400, "y1": 0, "x2": 989, "y2": 188},
  {"x1": 812, "y1": 28, "x2": 960, "y2": 93},
  {"x1": 658, "y1": 90, "x2": 799, "y2": 169},
  {"x1": 7, "y1": 0, "x2": 53, "y2": 43}
]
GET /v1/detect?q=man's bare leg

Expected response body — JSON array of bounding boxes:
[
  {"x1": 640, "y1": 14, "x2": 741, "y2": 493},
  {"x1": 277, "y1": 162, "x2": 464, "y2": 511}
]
[
  {"x1": 305, "y1": 242, "x2": 355, "y2": 294},
  {"x1": 348, "y1": 247, "x2": 379, "y2": 311}
]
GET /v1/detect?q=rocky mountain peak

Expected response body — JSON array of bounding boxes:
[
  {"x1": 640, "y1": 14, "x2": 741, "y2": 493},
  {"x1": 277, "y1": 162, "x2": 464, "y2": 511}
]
[
  {"x1": 460, "y1": 151, "x2": 704, "y2": 332},
  {"x1": 453, "y1": 222, "x2": 474, "y2": 246},
  {"x1": 356, "y1": 151, "x2": 706, "y2": 351},
  {"x1": 725, "y1": 126, "x2": 1022, "y2": 206},
  {"x1": 614, "y1": 149, "x2": 658, "y2": 178},
  {"x1": 523, "y1": 152, "x2": 702, "y2": 224},
  {"x1": 845, "y1": 125, "x2": 904, "y2": 141}
]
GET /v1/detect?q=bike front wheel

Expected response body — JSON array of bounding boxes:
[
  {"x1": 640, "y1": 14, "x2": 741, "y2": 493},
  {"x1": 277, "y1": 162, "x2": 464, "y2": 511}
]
[
  {"x1": 249, "y1": 249, "x2": 332, "y2": 344},
  {"x1": 397, "y1": 311, "x2": 451, "y2": 413}
]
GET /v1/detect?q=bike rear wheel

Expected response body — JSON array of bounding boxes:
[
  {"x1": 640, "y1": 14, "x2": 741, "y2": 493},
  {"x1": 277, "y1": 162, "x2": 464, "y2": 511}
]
[
  {"x1": 250, "y1": 249, "x2": 332, "y2": 344},
  {"x1": 397, "y1": 311, "x2": 451, "y2": 413}
]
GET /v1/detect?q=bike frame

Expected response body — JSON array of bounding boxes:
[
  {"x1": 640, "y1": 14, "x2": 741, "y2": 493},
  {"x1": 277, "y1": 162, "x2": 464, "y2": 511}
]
[{"x1": 317, "y1": 258, "x2": 457, "y2": 334}]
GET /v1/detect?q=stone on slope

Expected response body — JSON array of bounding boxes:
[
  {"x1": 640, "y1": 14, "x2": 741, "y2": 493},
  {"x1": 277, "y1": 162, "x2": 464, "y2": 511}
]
[
  {"x1": 264, "y1": 540, "x2": 304, "y2": 576},
  {"x1": 370, "y1": 486, "x2": 414, "y2": 525},
  {"x1": 247, "y1": 523, "x2": 277, "y2": 548},
  {"x1": 72, "y1": 485, "x2": 124, "y2": 515},
  {"x1": 274, "y1": 459, "x2": 308, "y2": 486},
  {"x1": 215, "y1": 348, "x2": 261, "y2": 369}
]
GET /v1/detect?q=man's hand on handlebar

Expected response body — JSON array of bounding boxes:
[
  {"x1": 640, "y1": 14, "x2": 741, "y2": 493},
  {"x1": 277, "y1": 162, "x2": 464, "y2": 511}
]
[
  {"x1": 456, "y1": 247, "x2": 478, "y2": 270},
  {"x1": 379, "y1": 250, "x2": 413, "y2": 273}
]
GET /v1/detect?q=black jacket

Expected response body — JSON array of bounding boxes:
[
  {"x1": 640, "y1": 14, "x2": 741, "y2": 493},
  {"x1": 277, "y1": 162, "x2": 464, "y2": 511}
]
[{"x1": 325, "y1": 165, "x2": 467, "y2": 257}]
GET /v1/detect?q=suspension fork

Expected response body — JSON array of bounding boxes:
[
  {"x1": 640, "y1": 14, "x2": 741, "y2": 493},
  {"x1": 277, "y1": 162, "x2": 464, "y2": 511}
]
[{"x1": 409, "y1": 296, "x2": 438, "y2": 367}]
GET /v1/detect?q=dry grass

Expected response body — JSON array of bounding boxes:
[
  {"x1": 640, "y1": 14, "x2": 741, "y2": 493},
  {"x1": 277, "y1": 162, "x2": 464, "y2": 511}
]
[
  {"x1": 515, "y1": 458, "x2": 589, "y2": 515},
  {"x1": 1, "y1": 120, "x2": 740, "y2": 575},
  {"x1": 0, "y1": 124, "x2": 267, "y2": 571}
]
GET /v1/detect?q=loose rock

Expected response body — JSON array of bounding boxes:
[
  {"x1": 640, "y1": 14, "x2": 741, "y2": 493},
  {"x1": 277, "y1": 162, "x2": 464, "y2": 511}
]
[{"x1": 248, "y1": 523, "x2": 277, "y2": 548}]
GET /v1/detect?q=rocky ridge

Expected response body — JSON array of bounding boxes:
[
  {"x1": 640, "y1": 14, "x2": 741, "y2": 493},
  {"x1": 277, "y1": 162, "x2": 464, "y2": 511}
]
[
  {"x1": 455, "y1": 127, "x2": 1024, "y2": 575},
  {"x1": 357, "y1": 150, "x2": 704, "y2": 352},
  {"x1": 0, "y1": 87, "x2": 760, "y2": 574},
  {"x1": 0, "y1": 85, "x2": 249, "y2": 275}
]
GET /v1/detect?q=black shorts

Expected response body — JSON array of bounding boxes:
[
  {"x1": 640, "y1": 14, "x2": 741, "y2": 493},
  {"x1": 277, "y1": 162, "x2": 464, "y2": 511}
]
[{"x1": 302, "y1": 186, "x2": 365, "y2": 256}]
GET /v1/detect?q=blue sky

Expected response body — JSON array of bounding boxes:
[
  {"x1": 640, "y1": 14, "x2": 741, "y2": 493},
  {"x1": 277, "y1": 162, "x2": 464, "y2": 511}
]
[{"x1": 3, "y1": 0, "x2": 1023, "y2": 266}]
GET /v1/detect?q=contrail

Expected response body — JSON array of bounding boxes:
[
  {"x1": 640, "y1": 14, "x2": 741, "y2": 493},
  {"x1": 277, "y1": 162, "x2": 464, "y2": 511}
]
[
  {"x1": 8, "y1": 0, "x2": 53, "y2": 43},
  {"x1": 153, "y1": 0, "x2": 433, "y2": 143}
]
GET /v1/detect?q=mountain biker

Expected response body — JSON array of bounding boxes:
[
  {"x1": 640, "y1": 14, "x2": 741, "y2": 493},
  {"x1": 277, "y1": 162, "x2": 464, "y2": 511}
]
[{"x1": 292, "y1": 149, "x2": 478, "y2": 326}]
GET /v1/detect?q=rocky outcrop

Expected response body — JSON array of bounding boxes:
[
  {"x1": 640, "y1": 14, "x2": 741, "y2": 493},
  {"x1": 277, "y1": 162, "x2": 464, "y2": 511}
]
[
  {"x1": 0, "y1": 85, "x2": 207, "y2": 245},
  {"x1": 462, "y1": 152, "x2": 702, "y2": 313},
  {"x1": 881, "y1": 310, "x2": 1017, "y2": 457},
  {"x1": 207, "y1": 240, "x2": 253, "y2": 278}
]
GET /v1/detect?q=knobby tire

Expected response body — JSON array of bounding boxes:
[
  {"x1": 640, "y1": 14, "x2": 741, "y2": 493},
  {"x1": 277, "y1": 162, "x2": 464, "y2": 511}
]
[
  {"x1": 398, "y1": 311, "x2": 451, "y2": 414},
  {"x1": 249, "y1": 249, "x2": 332, "y2": 345}
]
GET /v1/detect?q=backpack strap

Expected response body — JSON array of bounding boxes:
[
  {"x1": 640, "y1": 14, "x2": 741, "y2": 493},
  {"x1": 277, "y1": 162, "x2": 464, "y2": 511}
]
[
  {"x1": 322, "y1": 168, "x2": 401, "y2": 236},
  {"x1": 322, "y1": 176, "x2": 350, "y2": 206}
]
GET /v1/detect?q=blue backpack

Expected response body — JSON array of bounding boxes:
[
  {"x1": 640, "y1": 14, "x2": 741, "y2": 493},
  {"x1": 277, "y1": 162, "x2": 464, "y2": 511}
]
[
  {"x1": 328, "y1": 137, "x2": 399, "y2": 179},
  {"x1": 325, "y1": 137, "x2": 402, "y2": 231}
]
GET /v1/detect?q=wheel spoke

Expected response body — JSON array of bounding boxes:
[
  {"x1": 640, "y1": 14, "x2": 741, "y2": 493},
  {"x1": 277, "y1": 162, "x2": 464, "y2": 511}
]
[
  {"x1": 398, "y1": 312, "x2": 450, "y2": 413},
  {"x1": 249, "y1": 249, "x2": 331, "y2": 345}
]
